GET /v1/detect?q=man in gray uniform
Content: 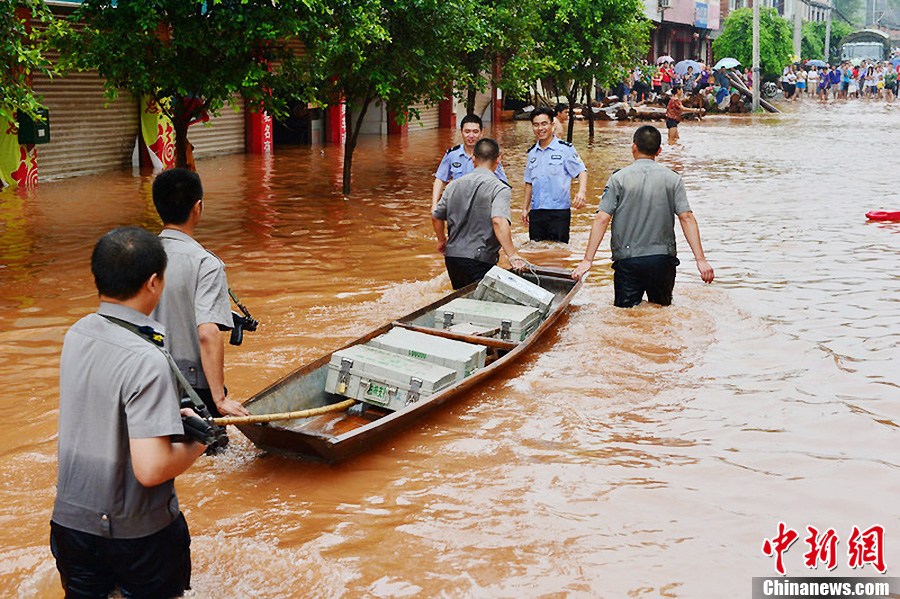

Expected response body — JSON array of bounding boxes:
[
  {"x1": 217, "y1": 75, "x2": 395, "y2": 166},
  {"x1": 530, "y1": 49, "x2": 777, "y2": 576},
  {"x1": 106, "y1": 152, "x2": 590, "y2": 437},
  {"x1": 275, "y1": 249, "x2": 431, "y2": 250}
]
[
  {"x1": 51, "y1": 227, "x2": 207, "y2": 597},
  {"x1": 432, "y1": 138, "x2": 526, "y2": 289},
  {"x1": 572, "y1": 125, "x2": 714, "y2": 306},
  {"x1": 151, "y1": 169, "x2": 248, "y2": 418}
]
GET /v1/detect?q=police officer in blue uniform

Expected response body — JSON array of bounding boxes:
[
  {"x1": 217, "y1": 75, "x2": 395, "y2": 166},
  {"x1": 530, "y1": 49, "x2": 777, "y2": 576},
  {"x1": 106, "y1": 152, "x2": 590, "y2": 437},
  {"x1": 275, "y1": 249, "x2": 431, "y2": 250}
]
[
  {"x1": 522, "y1": 106, "x2": 588, "y2": 243},
  {"x1": 431, "y1": 114, "x2": 508, "y2": 211}
]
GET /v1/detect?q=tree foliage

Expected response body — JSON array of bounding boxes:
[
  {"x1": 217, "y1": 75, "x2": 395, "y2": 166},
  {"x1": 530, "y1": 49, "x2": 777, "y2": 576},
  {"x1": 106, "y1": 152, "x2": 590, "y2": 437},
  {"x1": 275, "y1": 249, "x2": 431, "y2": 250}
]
[
  {"x1": 713, "y1": 8, "x2": 794, "y2": 80},
  {"x1": 59, "y1": 0, "x2": 316, "y2": 168},
  {"x1": 302, "y1": 0, "x2": 459, "y2": 194},
  {"x1": 801, "y1": 20, "x2": 855, "y2": 63},
  {"x1": 532, "y1": 0, "x2": 649, "y2": 141},
  {"x1": 443, "y1": 1, "x2": 543, "y2": 115},
  {"x1": 1, "y1": 0, "x2": 60, "y2": 123}
]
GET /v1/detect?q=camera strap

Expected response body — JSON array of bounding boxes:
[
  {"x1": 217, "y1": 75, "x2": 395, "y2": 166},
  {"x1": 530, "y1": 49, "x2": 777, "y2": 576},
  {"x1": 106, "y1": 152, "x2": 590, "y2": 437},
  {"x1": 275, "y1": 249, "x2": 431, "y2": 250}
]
[{"x1": 101, "y1": 315, "x2": 209, "y2": 414}]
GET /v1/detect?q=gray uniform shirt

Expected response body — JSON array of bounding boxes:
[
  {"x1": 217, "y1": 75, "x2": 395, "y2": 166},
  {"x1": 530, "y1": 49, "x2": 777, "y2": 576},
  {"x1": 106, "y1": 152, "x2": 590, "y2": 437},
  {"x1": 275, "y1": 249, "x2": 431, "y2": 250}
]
[
  {"x1": 432, "y1": 167, "x2": 511, "y2": 264},
  {"x1": 598, "y1": 159, "x2": 692, "y2": 262},
  {"x1": 151, "y1": 229, "x2": 232, "y2": 389},
  {"x1": 53, "y1": 302, "x2": 183, "y2": 539}
]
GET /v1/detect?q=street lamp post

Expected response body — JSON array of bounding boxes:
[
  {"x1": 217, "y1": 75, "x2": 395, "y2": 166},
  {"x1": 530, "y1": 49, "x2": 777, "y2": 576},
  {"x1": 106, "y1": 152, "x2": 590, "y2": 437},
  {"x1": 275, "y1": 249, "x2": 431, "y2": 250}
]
[{"x1": 752, "y1": 0, "x2": 760, "y2": 112}]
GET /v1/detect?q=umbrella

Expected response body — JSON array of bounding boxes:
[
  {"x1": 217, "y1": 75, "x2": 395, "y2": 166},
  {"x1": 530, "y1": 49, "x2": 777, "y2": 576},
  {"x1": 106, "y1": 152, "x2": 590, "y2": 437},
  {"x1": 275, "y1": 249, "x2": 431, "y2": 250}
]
[
  {"x1": 713, "y1": 57, "x2": 740, "y2": 70},
  {"x1": 674, "y1": 59, "x2": 702, "y2": 75},
  {"x1": 806, "y1": 59, "x2": 827, "y2": 68},
  {"x1": 656, "y1": 55, "x2": 674, "y2": 64}
]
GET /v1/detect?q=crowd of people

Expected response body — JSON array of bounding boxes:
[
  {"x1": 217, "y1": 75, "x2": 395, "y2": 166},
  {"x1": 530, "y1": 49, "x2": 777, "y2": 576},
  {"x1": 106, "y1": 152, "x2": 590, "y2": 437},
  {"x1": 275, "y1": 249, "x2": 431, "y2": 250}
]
[
  {"x1": 777, "y1": 60, "x2": 899, "y2": 102},
  {"x1": 618, "y1": 55, "x2": 900, "y2": 109},
  {"x1": 613, "y1": 59, "x2": 749, "y2": 116}
]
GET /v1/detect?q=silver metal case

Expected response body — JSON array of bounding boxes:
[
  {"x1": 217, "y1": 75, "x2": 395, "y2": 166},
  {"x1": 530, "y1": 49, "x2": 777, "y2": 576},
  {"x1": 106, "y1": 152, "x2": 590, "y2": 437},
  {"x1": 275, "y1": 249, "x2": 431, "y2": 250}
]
[
  {"x1": 367, "y1": 328, "x2": 486, "y2": 381},
  {"x1": 473, "y1": 266, "x2": 555, "y2": 315},
  {"x1": 437, "y1": 298, "x2": 542, "y2": 341},
  {"x1": 325, "y1": 344, "x2": 457, "y2": 411}
]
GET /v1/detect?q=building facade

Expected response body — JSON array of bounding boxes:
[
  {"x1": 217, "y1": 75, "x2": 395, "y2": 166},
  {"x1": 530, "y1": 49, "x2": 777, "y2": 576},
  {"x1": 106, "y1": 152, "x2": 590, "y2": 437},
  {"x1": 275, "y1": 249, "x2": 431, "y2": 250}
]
[{"x1": 645, "y1": 0, "x2": 722, "y2": 63}]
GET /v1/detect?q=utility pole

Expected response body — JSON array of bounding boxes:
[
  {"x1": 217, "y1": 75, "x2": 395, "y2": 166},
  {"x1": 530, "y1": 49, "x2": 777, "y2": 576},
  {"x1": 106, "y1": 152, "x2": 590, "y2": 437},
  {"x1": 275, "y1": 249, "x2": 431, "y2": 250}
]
[
  {"x1": 824, "y1": 1, "x2": 832, "y2": 62},
  {"x1": 793, "y1": 0, "x2": 803, "y2": 60},
  {"x1": 753, "y1": 0, "x2": 760, "y2": 111}
]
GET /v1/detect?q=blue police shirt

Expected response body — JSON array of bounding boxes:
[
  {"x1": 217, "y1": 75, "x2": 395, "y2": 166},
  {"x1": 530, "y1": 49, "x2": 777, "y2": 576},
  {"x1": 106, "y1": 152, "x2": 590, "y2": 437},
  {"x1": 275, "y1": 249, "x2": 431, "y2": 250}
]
[
  {"x1": 524, "y1": 138, "x2": 586, "y2": 210},
  {"x1": 435, "y1": 145, "x2": 508, "y2": 184}
]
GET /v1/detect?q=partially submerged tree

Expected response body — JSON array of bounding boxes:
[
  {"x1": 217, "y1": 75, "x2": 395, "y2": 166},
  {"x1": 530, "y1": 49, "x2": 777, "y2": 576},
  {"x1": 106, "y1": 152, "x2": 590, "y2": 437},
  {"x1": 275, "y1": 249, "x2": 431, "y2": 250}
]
[
  {"x1": 447, "y1": 0, "x2": 542, "y2": 116},
  {"x1": 713, "y1": 8, "x2": 793, "y2": 80},
  {"x1": 1, "y1": 0, "x2": 59, "y2": 123},
  {"x1": 304, "y1": 0, "x2": 457, "y2": 195},
  {"x1": 60, "y1": 0, "x2": 315, "y2": 168},
  {"x1": 533, "y1": 0, "x2": 649, "y2": 142}
]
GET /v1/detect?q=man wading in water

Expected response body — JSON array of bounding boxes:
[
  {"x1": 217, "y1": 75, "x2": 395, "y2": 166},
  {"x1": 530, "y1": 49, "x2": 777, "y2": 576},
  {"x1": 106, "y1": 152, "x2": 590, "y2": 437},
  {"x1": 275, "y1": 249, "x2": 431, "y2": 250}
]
[
  {"x1": 432, "y1": 138, "x2": 527, "y2": 289},
  {"x1": 572, "y1": 125, "x2": 714, "y2": 306}
]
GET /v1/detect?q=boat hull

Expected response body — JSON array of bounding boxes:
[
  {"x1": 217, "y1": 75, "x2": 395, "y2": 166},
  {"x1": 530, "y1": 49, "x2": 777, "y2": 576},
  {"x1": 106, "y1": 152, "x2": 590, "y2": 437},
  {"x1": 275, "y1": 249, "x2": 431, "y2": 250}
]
[{"x1": 236, "y1": 267, "x2": 582, "y2": 462}]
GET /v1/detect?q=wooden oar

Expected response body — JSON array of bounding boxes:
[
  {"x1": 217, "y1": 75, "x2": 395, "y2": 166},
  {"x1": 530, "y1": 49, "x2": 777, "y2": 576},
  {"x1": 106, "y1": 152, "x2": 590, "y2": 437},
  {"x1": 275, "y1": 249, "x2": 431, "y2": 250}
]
[{"x1": 213, "y1": 399, "x2": 356, "y2": 426}]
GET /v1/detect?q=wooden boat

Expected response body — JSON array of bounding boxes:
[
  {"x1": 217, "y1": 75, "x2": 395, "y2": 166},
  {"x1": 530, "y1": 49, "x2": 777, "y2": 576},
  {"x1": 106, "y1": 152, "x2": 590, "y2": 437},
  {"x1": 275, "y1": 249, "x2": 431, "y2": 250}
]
[{"x1": 236, "y1": 266, "x2": 583, "y2": 462}]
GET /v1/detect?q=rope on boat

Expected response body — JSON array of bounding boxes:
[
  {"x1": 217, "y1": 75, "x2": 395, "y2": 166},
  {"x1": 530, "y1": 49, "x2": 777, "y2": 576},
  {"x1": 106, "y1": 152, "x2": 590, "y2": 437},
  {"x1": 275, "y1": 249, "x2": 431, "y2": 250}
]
[{"x1": 213, "y1": 399, "x2": 357, "y2": 426}]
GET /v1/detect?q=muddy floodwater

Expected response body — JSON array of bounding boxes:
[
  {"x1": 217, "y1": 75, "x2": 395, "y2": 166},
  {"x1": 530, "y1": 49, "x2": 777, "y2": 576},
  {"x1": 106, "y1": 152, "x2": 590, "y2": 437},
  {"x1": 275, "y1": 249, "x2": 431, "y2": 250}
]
[{"x1": 1, "y1": 103, "x2": 898, "y2": 598}]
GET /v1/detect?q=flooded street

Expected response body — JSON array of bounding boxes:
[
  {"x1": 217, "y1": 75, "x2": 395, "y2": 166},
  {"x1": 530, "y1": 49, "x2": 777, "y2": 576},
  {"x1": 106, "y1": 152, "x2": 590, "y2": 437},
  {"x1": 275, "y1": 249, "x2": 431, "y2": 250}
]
[{"x1": 1, "y1": 103, "x2": 898, "y2": 597}]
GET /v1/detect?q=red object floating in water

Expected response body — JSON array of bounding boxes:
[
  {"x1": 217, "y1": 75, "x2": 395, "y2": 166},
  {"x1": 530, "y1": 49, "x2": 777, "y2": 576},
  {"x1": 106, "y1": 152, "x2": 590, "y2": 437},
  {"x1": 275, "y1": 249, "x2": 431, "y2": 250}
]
[{"x1": 866, "y1": 211, "x2": 900, "y2": 222}]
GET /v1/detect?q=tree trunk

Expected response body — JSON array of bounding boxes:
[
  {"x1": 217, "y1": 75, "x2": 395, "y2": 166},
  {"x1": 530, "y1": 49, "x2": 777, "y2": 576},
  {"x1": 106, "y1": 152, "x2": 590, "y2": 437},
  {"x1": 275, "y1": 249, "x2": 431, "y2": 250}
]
[
  {"x1": 170, "y1": 95, "x2": 199, "y2": 171},
  {"x1": 466, "y1": 85, "x2": 477, "y2": 116},
  {"x1": 173, "y1": 119, "x2": 190, "y2": 170},
  {"x1": 584, "y1": 83, "x2": 595, "y2": 138},
  {"x1": 342, "y1": 96, "x2": 372, "y2": 196},
  {"x1": 566, "y1": 82, "x2": 577, "y2": 143}
]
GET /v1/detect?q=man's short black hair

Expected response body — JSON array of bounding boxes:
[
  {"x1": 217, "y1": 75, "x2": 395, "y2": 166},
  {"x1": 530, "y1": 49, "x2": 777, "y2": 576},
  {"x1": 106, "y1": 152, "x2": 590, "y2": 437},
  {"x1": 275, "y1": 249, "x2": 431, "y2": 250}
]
[
  {"x1": 460, "y1": 114, "x2": 483, "y2": 130},
  {"x1": 554, "y1": 103, "x2": 568, "y2": 115},
  {"x1": 530, "y1": 106, "x2": 555, "y2": 122},
  {"x1": 91, "y1": 227, "x2": 167, "y2": 300},
  {"x1": 152, "y1": 168, "x2": 203, "y2": 225},
  {"x1": 633, "y1": 125, "x2": 662, "y2": 155},
  {"x1": 473, "y1": 138, "x2": 501, "y2": 163}
]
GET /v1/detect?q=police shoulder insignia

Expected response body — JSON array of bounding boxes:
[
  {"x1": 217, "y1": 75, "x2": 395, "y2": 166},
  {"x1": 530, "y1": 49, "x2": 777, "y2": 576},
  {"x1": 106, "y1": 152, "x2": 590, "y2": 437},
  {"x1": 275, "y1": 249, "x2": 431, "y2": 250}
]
[
  {"x1": 451, "y1": 162, "x2": 462, "y2": 168},
  {"x1": 446, "y1": 144, "x2": 461, "y2": 154},
  {"x1": 559, "y1": 140, "x2": 573, "y2": 147}
]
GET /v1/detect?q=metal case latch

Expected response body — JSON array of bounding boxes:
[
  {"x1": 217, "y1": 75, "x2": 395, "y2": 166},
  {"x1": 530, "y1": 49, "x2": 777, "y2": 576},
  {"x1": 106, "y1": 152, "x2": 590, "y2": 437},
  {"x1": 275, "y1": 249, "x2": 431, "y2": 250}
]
[
  {"x1": 407, "y1": 377, "x2": 423, "y2": 405},
  {"x1": 500, "y1": 320, "x2": 512, "y2": 340},
  {"x1": 442, "y1": 311, "x2": 454, "y2": 329},
  {"x1": 337, "y1": 358, "x2": 353, "y2": 394}
]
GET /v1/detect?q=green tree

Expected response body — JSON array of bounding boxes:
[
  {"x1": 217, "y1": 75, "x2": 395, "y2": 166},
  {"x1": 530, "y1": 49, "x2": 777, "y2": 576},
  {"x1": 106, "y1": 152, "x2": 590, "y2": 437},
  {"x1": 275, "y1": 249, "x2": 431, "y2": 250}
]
[
  {"x1": 303, "y1": 0, "x2": 458, "y2": 195},
  {"x1": 713, "y1": 8, "x2": 793, "y2": 80},
  {"x1": 60, "y1": 0, "x2": 316, "y2": 169},
  {"x1": 801, "y1": 20, "x2": 855, "y2": 63},
  {"x1": 533, "y1": 0, "x2": 649, "y2": 141},
  {"x1": 446, "y1": 1, "x2": 542, "y2": 116},
  {"x1": 1, "y1": 0, "x2": 59, "y2": 123}
]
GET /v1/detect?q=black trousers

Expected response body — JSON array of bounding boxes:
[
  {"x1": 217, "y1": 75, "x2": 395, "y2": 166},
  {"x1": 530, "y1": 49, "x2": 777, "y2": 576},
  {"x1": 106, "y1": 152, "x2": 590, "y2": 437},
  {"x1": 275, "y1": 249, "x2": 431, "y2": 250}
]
[
  {"x1": 50, "y1": 513, "x2": 191, "y2": 599},
  {"x1": 612, "y1": 255, "x2": 679, "y2": 308},
  {"x1": 193, "y1": 387, "x2": 221, "y2": 418},
  {"x1": 528, "y1": 209, "x2": 571, "y2": 243},
  {"x1": 444, "y1": 256, "x2": 494, "y2": 290}
]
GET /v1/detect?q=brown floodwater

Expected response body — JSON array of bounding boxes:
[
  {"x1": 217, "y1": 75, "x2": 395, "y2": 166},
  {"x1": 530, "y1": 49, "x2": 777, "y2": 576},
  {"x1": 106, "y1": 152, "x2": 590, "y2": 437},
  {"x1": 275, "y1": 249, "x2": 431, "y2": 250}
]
[{"x1": 1, "y1": 103, "x2": 899, "y2": 598}]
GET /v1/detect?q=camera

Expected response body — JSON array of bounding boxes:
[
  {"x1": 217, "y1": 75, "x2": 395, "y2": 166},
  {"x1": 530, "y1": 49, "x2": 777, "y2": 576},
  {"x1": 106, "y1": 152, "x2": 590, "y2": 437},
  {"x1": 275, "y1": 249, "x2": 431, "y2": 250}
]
[
  {"x1": 229, "y1": 311, "x2": 258, "y2": 346},
  {"x1": 178, "y1": 398, "x2": 229, "y2": 455}
]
